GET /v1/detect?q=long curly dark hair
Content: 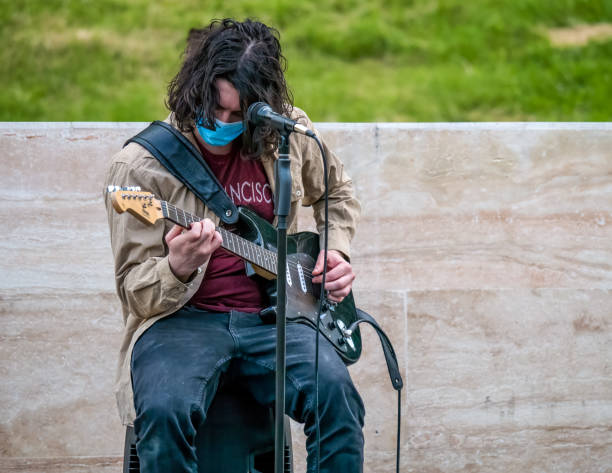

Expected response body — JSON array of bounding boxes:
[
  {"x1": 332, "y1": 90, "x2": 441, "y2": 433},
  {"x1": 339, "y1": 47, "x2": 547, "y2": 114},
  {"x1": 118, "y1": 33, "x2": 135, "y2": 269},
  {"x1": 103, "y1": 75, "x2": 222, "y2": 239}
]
[{"x1": 166, "y1": 18, "x2": 293, "y2": 158}]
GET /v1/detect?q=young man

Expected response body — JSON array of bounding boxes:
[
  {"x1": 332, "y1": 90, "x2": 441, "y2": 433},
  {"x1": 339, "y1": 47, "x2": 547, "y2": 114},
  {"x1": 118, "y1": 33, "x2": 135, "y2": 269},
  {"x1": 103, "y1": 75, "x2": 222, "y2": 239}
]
[{"x1": 104, "y1": 18, "x2": 364, "y2": 473}]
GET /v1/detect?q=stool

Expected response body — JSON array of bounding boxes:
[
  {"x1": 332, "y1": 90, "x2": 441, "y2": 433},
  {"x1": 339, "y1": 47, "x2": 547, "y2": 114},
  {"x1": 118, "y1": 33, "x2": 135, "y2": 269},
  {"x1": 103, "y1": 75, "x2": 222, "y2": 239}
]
[{"x1": 123, "y1": 386, "x2": 293, "y2": 473}]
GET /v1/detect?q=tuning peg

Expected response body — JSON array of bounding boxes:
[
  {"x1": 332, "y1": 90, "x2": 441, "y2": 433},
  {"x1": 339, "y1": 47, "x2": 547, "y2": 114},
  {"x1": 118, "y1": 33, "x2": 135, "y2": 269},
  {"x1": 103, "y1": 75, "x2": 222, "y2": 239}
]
[{"x1": 106, "y1": 185, "x2": 142, "y2": 193}]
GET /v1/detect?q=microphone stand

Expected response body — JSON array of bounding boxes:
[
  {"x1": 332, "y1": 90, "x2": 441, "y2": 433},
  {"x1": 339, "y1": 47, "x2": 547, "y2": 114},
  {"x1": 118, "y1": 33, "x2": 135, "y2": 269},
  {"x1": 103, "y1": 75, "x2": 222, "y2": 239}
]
[{"x1": 274, "y1": 131, "x2": 292, "y2": 473}]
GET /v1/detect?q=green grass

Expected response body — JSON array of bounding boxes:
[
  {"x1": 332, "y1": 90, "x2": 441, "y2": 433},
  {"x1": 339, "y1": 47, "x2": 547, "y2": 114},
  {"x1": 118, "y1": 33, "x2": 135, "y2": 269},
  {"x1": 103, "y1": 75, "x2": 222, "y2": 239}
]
[{"x1": 1, "y1": 0, "x2": 611, "y2": 121}]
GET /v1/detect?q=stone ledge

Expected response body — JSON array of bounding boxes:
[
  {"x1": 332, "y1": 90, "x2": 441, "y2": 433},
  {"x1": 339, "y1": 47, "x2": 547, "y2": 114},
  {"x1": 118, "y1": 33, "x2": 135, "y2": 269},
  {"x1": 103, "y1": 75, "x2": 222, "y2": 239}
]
[{"x1": 0, "y1": 457, "x2": 122, "y2": 473}]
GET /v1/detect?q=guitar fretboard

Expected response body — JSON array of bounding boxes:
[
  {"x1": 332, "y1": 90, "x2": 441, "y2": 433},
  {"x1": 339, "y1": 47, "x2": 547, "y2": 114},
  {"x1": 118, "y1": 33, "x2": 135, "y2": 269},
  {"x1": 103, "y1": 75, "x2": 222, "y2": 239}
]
[{"x1": 160, "y1": 200, "x2": 278, "y2": 275}]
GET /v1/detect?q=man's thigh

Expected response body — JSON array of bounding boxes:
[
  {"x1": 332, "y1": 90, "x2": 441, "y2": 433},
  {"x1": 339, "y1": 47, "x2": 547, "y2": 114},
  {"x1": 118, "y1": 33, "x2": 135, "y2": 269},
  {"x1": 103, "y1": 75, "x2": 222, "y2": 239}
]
[{"x1": 131, "y1": 308, "x2": 236, "y2": 412}]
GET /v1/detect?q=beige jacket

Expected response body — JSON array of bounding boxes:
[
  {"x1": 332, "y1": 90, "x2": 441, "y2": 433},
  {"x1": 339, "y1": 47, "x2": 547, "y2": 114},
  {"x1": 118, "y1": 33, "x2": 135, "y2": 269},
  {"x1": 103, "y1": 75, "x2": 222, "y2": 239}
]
[{"x1": 103, "y1": 109, "x2": 360, "y2": 425}]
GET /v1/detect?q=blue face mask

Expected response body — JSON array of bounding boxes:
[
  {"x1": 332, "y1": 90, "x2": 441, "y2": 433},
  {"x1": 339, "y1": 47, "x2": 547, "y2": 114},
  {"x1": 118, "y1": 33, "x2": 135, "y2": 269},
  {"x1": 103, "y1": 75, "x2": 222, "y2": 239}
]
[{"x1": 197, "y1": 118, "x2": 244, "y2": 147}]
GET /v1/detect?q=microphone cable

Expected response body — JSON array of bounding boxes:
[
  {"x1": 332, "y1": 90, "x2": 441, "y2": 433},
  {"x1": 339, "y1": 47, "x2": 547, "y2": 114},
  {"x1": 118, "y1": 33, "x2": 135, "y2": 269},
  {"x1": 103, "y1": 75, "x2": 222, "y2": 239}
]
[{"x1": 311, "y1": 134, "x2": 328, "y2": 473}]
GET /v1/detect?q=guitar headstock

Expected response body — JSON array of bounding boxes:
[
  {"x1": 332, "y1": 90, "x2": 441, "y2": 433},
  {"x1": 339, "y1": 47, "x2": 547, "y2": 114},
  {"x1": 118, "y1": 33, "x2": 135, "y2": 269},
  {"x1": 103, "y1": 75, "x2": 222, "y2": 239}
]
[{"x1": 108, "y1": 188, "x2": 163, "y2": 226}]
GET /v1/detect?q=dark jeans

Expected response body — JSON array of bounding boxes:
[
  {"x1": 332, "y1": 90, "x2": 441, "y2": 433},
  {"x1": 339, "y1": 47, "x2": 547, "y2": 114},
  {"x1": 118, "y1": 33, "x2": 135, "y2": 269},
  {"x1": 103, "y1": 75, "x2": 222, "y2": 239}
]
[{"x1": 131, "y1": 306, "x2": 365, "y2": 473}]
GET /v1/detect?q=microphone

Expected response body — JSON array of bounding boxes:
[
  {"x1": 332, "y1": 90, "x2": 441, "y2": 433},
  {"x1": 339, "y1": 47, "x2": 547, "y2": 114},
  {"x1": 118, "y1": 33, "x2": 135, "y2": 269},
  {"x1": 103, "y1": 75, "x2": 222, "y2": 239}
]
[{"x1": 247, "y1": 102, "x2": 315, "y2": 137}]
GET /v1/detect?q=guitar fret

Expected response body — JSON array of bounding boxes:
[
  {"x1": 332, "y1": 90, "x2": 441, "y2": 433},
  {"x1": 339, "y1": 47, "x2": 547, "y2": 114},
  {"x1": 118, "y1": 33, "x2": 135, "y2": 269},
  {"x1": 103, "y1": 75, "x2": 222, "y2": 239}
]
[
  {"x1": 222, "y1": 229, "x2": 231, "y2": 249},
  {"x1": 179, "y1": 208, "x2": 188, "y2": 227},
  {"x1": 243, "y1": 238, "x2": 250, "y2": 261},
  {"x1": 222, "y1": 229, "x2": 230, "y2": 251},
  {"x1": 181, "y1": 208, "x2": 189, "y2": 225},
  {"x1": 230, "y1": 233, "x2": 237, "y2": 254},
  {"x1": 254, "y1": 246, "x2": 263, "y2": 268},
  {"x1": 265, "y1": 251, "x2": 271, "y2": 271},
  {"x1": 224, "y1": 230, "x2": 233, "y2": 252},
  {"x1": 238, "y1": 237, "x2": 245, "y2": 258},
  {"x1": 271, "y1": 253, "x2": 277, "y2": 270},
  {"x1": 247, "y1": 241, "x2": 255, "y2": 263},
  {"x1": 245, "y1": 240, "x2": 251, "y2": 261},
  {"x1": 240, "y1": 237, "x2": 247, "y2": 261},
  {"x1": 247, "y1": 241, "x2": 254, "y2": 263}
]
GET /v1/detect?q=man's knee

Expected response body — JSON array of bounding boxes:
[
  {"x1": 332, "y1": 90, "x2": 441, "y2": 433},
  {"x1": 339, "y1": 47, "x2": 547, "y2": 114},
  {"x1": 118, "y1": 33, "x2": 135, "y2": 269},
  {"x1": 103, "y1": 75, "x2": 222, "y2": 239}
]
[
  {"x1": 302, "y1": 356, "x2": 364, "y2": 425},
  {"x1": 136, "y1": 394, "x2": 203, "y2": 434},
  {"x1": 323, "y1": 373, "x2": 364, "y2": 422}
]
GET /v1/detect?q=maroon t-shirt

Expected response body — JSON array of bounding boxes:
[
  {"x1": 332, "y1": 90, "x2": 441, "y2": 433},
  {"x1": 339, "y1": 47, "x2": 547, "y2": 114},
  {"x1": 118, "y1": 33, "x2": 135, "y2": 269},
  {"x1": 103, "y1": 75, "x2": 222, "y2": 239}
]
[{"x1": 188, "y1": 142, "x2": 274, "y2": 313}]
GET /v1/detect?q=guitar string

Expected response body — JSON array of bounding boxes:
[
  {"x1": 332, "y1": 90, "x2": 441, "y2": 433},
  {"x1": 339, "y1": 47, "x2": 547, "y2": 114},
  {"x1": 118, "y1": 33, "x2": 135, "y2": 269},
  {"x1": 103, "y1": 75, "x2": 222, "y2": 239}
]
[{"x1": 163, "y1": 201, "x2": 321, "y2": 280}]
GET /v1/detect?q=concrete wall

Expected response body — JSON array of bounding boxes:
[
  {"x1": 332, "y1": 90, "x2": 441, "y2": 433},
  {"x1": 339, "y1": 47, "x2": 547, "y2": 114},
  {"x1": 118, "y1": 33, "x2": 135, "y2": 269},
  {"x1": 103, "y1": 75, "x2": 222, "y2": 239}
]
[{"x1": 1, "y1": 122, "x2": 611, "y2": 472}]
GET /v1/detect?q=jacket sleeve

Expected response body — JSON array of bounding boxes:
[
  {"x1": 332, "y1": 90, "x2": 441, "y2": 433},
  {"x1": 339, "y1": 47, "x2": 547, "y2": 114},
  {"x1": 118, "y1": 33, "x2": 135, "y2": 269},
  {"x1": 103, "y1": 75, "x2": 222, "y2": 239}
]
[
  {"x1": 103, "y1": 159, "x2": 205, "y2": 321},
  {"x1": 294, "y1": 115, "x2": 361, "y2": 260}
]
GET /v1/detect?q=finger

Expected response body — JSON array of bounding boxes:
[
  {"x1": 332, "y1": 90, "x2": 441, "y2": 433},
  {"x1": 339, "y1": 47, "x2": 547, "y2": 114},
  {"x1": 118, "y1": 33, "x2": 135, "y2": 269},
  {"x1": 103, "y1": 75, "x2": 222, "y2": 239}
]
[
  {"x1": 325, "y1": 263, "x2": 351, "y2": 282},
  {"x1": 314, "y1": 249, "x2": 342, "y2": 274},
  {"x1": 199, "y1": 219, "x2": 217, "y2": 238},
  {"x1": 326, "y1": 284, "x2": 352, "y2": 302},
  {"x1": 192, "y1": 221, "x2": 207, "y2": 237},
  {"x1": 187, "y1": 220, "x2": 214, "y2": 243},
  {"x1": 312, "y1": 261, "x2": 352, "y2": 284},
  {"x1": 328, "y1": 277, "x2": 354, "y2": 299},
  {"x1": 323, "y1": 272, "x2": 355, "y2": 292},
  {"x1": 165, "y1": 224, "x2": 184, "y2": 244},
  {"x1": 212, "y1": 230, "x2": 223, "y2": 249},
  {"x1": 195, "y1": 228, "x2": 222, "y2": 258},
  {"x1": 174, "y1": 221, "x2": 201, "y2": 242},
  {"x1": 327, "y1": 290, "x2": 349, "y2": 303},
  {"x1": 326, "y1": 250, "x2": 346, "y2": 266},
  {"x1": 312, "y1": 251, "x2": 325, "y2": 275}
]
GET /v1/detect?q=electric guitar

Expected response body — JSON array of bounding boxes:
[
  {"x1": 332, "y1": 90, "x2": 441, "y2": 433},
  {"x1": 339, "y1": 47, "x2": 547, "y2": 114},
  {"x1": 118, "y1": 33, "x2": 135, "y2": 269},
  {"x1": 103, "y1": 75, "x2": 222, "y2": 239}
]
[{"x1": 108, "y1": 188, "x2": 362, "y2": 364}]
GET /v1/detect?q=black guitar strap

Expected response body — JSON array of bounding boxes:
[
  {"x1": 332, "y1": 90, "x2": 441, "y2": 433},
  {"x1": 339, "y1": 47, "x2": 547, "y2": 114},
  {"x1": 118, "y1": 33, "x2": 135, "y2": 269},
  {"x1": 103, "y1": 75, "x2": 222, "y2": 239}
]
[
  {"x1": 351, "y1": 308, "x2": 404, "y2": 473},
  {"x1": 124, "y1": 120, "x2": 239, "y2": 225},
  {"x1": 353, "y1": 308, "x2": 403, "y2": 390}
]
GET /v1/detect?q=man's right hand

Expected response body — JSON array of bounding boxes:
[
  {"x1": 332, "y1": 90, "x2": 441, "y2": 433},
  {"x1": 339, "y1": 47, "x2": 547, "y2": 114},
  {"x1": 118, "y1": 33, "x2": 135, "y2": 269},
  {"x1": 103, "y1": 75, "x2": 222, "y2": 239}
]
[{"x1": 165, "y1": 219, "x2": 222, "y2": 282}]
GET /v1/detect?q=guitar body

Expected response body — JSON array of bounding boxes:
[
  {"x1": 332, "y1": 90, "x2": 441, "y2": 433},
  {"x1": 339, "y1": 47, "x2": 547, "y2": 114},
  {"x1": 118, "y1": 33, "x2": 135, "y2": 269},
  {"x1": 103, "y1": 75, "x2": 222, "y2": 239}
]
[{"x1": 235, "y1": 207, "x2": 362, "y2": 365}]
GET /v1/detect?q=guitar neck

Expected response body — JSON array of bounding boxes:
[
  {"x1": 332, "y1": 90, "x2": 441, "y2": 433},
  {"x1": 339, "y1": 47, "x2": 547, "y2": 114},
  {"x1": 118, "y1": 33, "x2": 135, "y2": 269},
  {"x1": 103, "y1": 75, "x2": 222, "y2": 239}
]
[{"x1": 160, "y1": 200, "x2": 278, "y2": 276}]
